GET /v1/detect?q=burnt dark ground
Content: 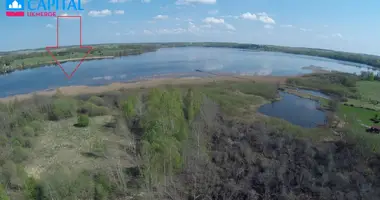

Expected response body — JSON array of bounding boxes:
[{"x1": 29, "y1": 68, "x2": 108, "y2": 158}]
[{"x1": 155, "y1": 99, "x2": 380, "y2": 200}]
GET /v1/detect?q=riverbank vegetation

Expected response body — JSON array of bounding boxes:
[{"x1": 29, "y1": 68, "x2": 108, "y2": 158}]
[
  {"x1": 285, "y1": 72, "x2": 380, "y2": 153},
  {"x1": 0, "y1": 44, "x2": 158, "y2": 74},
  {"x1": 0, "y1": 76, "x2": 380, "y2": 199},
  {"x1": 2, "y1": 42, "x2": 380, "y2": 76}
]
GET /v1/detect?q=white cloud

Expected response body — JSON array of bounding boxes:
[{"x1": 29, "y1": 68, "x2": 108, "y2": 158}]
[
  {"x1": 141, "y1": 0, "x2": 151, "y2": 2},
  {"x1": 88, "y1": 9, "x2": 112, "y2": 17},
  {"x1": 280, "y1": 24, "x2": 293, "y2": 28},
  {"x1": 55, "y1": 13, "x2": 82, "y2": 19},
  {"x1": 300, "y1": 28, "x2": 312, "y2": 32},
  {"x1": 187, "y1": 21, "x2": 202, "y2": 35},
  {"x1": 239, "y1": 12, "x2": 275, "y2": 24},
  {"x1": 225, "y1": 23, "x2": 236, "y2": 31},
  {"x1": 109, "y1": 0, "x2": 130, "y2": 3},
  {"x1": 208, "y1": 9, "x2": 218, "y2": 15},
  {"x1": 202, "y1": 17, "x2": 235, "y2": 31},
  {"x1": 221, "y1": 15, "x2": 239, "y2": 19},
  {"x1": 332, "y1": 33, "x2": 343, "y2": 38},
  {"x1": 176, "y1": 0, "x2": 216, "y2": 5},
  {"x1": 259, "y1": 15, "x2": 275, "y2": 24},
  {"x1": 46, "y1": 24, "x2": 54, "y2": 28},
  {"x1": 264, "y1": 24, "x2": 274, "y2": 29},
  {"x1": 175, "y1": 17, "x2": 181, "y2": 20},
  {"x1": 114, "y1": 10, "x2": 125, "y2": 15},
  {"x1": 257, "y1": 12, "x2": 268, "y2": 16},
  {"x1": 115, "y1": 32, "x2": 121, "y2": 36},
  {"x1": 153, "y1": 15, "x2": 168, "y2": 20},
  {"x1": 203, "y1": 17, "x2": 224, "y2": 24},
  {"x1": 240, "y1": 12, "x2": 257, "y2": 20},
  {"x1": 156, "y1": 28, "x2": 187, "y2": 34},
  {"x1": 143, "y1": 30, "x2": 154, "y2": 35}
]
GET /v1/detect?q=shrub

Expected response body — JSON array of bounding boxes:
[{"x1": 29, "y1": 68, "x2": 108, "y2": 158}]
[
  {"x1": 76, "y1": 114, "x2": 89, "y2": 127},
  {"x1": 122, "y1": 96, "x2": 137, "y2": 119},
  {"x1": 0, "y1": 184, "x2": 9, "y2": 200},
  {"x1": 88, "y1": 96, "x2": 106, "y2": 106},
  {"x1": 22, "y1": 126, "x2": 34, "y2": 137},
  {"x1": 11, "y1": 147, "x2": 28, "y2": 163},
  {"x1": 48, "y1": 98, "x2": 77, "y2": 121},
  {"x1": 78, "y1": 102, "x2": 108, "y2": 117},
  {"x1": 24, "y1": 177, "x2": 42, "y2": 200}
]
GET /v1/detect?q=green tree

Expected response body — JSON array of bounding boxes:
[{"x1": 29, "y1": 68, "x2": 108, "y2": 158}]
[
  {"x1": 0, "y1": 184, "x2": 9, "y2": 200},
  {"x1": 369, "y1": 72, "x2": 375, "y2": 81}
]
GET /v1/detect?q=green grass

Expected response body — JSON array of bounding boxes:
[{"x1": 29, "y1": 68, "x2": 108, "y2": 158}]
[
  {"x1": 345, "y1": 98, "x2": 380, "y2": 111},
  {"x1": 338, "y1": 104, "x2": 378, "y2": 129},
  {"x1": 343, "y1": 81, "x2": 380, "y2": 111},
  {"x1": 357, "y1": 81, "x2": 380, "y2": 101},
  {"x1": 198, "y1": 81, "x2": 275, "y2": 116},
  {"x1": 337, "y1": 104, "x2": 380, "y2": 153}
]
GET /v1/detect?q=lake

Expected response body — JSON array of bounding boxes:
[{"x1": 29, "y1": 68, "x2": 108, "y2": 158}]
[
  {"x1": 0, "y1": 47, "x2": 373, "y2": 97},
  {"x1": 258, "y1": 91, "x2": 327, "y2": 128}
]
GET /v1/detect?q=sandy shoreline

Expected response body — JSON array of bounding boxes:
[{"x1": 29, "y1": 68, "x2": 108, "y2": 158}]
[{"x1": 0, "y1": 74, "x2": 291, "y2": 103}]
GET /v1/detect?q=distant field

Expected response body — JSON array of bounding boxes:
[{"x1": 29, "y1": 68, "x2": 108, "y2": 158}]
[
  {"x1": 357, "y1": 81, "x2": 380, "y2": 101},
  {"x1": 338, "y1": 105, "x2": 377, "y2": 126}
]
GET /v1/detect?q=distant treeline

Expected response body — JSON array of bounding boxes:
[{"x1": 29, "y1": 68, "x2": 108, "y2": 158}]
[
  {"x1": 153, "y1": 42, "x2": 380, "y2": 69},
  {"x1": 1, "y1": 42, "x2": 380, "y2": 75},
  {"x1": 0, "y1": 45, "x2": 158, "y2": 75}
]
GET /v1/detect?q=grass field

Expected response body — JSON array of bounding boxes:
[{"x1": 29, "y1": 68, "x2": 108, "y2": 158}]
[
  {"x1": 338, "y1": 104, "x2": 378, "y2": 127},
  {"x1": 357, "y1": 81, "x2": 380, "y2": 101},
  {"x1": 24, "y1": 115, "x2": 135, "y2": 179},
  {"x1": 345, "y1": 81, "x2": 380, "y2": 111}
]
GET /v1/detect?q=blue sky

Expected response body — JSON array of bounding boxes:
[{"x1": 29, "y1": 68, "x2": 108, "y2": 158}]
[{"x1": 1, "y1": 0, "x2": 380, "y2": 55}]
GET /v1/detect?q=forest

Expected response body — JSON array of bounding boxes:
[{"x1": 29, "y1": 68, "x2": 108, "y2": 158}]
[{"x1": 0, "y1": 74, "x2": 379, "y2": 200}]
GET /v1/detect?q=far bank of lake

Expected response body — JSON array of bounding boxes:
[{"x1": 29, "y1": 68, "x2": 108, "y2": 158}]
[{"x1": 0, "y1": 47, "x2": 377, "y2": 97}]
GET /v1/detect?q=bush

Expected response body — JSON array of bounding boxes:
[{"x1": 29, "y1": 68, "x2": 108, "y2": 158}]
[
  {"x1": 88, "y1": 96, "x2": 106, "y2": 106},
  {"x1": 24, "y1": 177, "x2": 42, "y2": 200},
  {"x1": 122, "y1": 96, "x2": 137, "y2": 119},
  {"x1": 22, "y1": 126, "x2": 34, "y2": 137},
  {"x1": 11, "y1": 147, "x2": 28, "y2": 163},
  {"x1": 76, "y1": 114, "x2": 89, "y2": 127},
  {"x1": 0, "y1": 184, "x2": 9, "y2": 200},
  {"x1": 78, "y1": 102, "x2": 108, "y2": 117},
  {"x1": 48, "y1": 98, "x2": 77, "y2": 121}
]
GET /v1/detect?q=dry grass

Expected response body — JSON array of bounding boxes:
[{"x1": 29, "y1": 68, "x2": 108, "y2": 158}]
[
  {"x1": 24, "y1": 115, "x2": 135, "y2": 179},
  {"x1": 0, "y1": 74, "x2": 290, "y2": 103}
]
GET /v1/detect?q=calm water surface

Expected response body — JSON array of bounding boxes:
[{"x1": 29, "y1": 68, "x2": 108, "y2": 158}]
[
  {"x1": 258, "y1": 92, "x2": 326, "y2": 128},
  {"x1": 0, "y1": 47, "x2": 373, "y2": 97}
]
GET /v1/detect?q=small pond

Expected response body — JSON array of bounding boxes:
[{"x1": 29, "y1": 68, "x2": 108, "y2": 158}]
[{"x1": 258, "y1": 91, "x2": 327, "y2": 128}]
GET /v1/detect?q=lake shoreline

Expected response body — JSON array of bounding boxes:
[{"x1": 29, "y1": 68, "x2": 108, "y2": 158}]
[{"x1": 0, "y1": 73, "x2": 293, "y2": 103}]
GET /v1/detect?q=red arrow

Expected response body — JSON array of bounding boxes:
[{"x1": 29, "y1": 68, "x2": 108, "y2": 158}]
[{"x1": 46, "y1": 15, "x2": 93, "y2": 79}]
